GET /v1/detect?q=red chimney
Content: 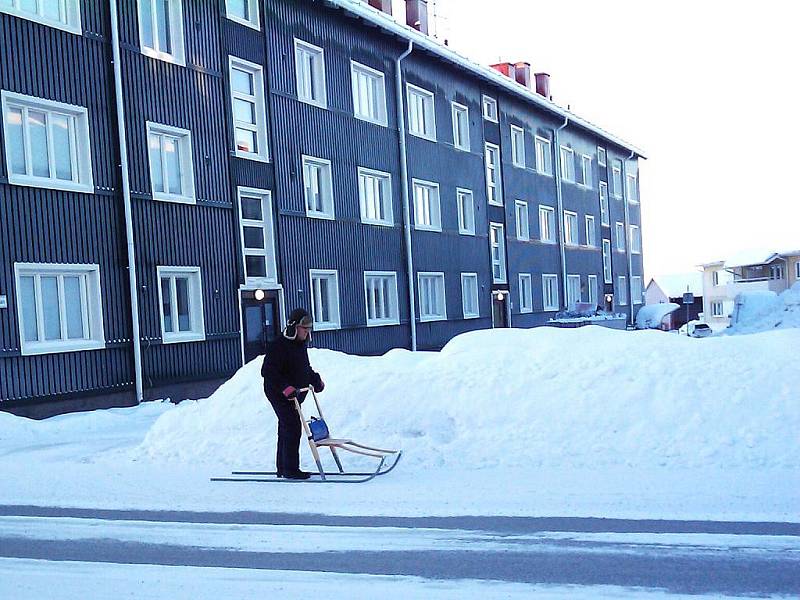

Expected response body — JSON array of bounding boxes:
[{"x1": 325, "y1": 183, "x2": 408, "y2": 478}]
[
  {"x1": 405, "y1": 0, "x2": 429, "y2": 34},
  {"x1": 490, "y1": 62, "x2": 516, "y2": 79},
  {"x1": 368, "y1": 0, "x2": 392, "y2": 14},
  {"x1": 534, "y1": 72, "x2": 550, "y2": 98},
  {"x1": 514, "y1": 62, "x2": 531, "y2": 88}
]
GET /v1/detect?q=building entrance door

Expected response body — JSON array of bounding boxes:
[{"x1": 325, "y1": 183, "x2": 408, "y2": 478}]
[
  {"x1": 242, "y1": 290, "x2": 280, "y2": 363},
  {"x1": 492, "y1": 293, "x2": 508, "y2": 328}
]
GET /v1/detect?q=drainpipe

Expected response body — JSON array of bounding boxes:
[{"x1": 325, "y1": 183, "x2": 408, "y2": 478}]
[
  {"x1": 553, "y1": 116, "x2": 569, "y2": 309},
  {"x1": 622, "y1": 149, "x2": 636, "y2": 326},
  {"x1": 110, "y1": 0, "x2": 144, "y2": 403},
  {"x1": 395, "y1": 40, "x2": 416, "y2": 350}
]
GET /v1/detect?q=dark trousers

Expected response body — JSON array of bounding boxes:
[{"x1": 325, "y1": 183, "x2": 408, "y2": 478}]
[{"x1": 268, "y1": 394, "x2": 302, "y2": 474}]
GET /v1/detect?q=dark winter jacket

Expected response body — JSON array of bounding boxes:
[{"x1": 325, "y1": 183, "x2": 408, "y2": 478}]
[{"x1": 261, "y1": 335, "x2": 322, "y2": 403}]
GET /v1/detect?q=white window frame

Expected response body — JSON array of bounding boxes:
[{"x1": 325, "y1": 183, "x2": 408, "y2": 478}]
[
  {"x1": 156, "y1": 266, "x2": 205, "y2": 344},
  {"x1": 482, "y1": 95, "x2": 498, "y2": 122},
  {"x1": 588, "y1": 275, "x2": 598, "y2": 307},
  {"x1": 518, "y1": 273, "x2": 533, "y2": 313},
  {"x1": 630, "y1": 224, "x2": 641, "y2": 254},
  {"x1": 711, "y1": 301, "x2": 725, "y2": 317},
  {"x1": 309, "y1": 269, "x2": 341, "y2": 330},
  {"x1": 461, "y1": 273, "x2": 479, "y2": 319},
  {"x1": 418, "y1": 272, "x2": 447, "y2": 322},
  {"x1": 357, "y1": 167, "x2": 393, "y2": 226},
  {"x1": 14, "y1": 262, "x2": 105, "y2": 356},
  {"x1": 631, "y1": 276, "x2": 643, "y2": 305},
  {"x1": 364, "y1": 271, "x2": 400, "y2": 327},
  {"x1": 1, "y1": 91, "x2": 94, "y2": 194},
  {"x1": 567, "y1": 274, "x2": 582, "y2": 310},
  {"x1": 515, "y1": 200, "x2": 530, "y2": 241},
  {"x1": 535, "y1": 135, "x2": 553, "y2": 176},
  {"x1": 137, "y1": 0, "x2": 186, "y2": 66},
  {"x1": 581, "y1": 154, "x2": 592, "y2": 188},
  {"x1": 351, "y1": 60, "x2": 388, "y2": 126},
  {"x1": 602, "y1": 239, "x2": 612, "y2": 283},
  {"x1": 615, "y1": 222, "x2": 626, "y2": 252},
  {"x1": 146, "y1": 121, "x2": 196, "y2": 204},
  {"x1": 489, "y1": 222, "x2": 507, "y2": 284},
  {"x1": 406, "y1": 83, "x2": 436, "y2": 141},
  {"x1": 302, "y1": 155, "x2": 335, "y2": 219},
  {"x1": 237, "y1": 187, "x2": 277, "y2": 287},
  {"x1": 617, "y1": 276, "x2": 628, "y2": 306},
  {"x1": 626, "y1": 173, "x2": 639, "y2": 203},
  {"x1": 412, "y1": 178, "x2": 441, "y2": 231},
  {"x1": 485, "y1": 142, "x2": 503, "y2": 206},
  {"x1": 563, "y1": 210, "x2": 579, "y2": 246},
  {"x1": 225, "y1": 0, "x2": 259, "y2": 30},
  {"x1": 456, "y1": 187, "x2": 475, "y2": 235},
  {"x1": 599, "y1": 182, "x2": 610, "y2": 226},
  {"x1": 612, "y1": 161, "x2": 623, "y2": 198},
  {"x1": 229, "y1": 56, "x2": 269, "y2": 162},
  {"x1": 585, "y1": 215, "x2": 596, "y2": 247},
  {"x1": 796, "y1": 262, "x2": 800, "y2": 279},
  {"x1": 559, "y1": 145, "x2": 575, "y2": 182},
  {"x1": 539, "y1": 205, "x2": 556, "y2": 244},
  {"x1": 451, "y1": 101, "x2": 470, "y2": 151},
  {"x1": 1, "y1": 0, "x2": 81, "y2": 34},
  {"x1": 542, "y1": 274, "x2": 559, "y2": 311},
  {"x1": 712, "y1": 270, "x2": 720, "y2": 286},
  {"x1": 510, "y1": 124, "x2": 525, "y2": 168},
  {"x1": 294, "y1": 38, "x2": 327, "y2": 109},
  {"x1": 597, "y1": 146, "x2": 607, "y2": 167}
]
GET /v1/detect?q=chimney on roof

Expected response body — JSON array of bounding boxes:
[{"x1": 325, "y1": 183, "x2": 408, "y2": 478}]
[
  {"x1": 367, "y1": 0, "x2": 392, "y2": 14},
  {"x1": 514, "y1": 62, "x2": 531, "y2": 88},
  {"x1": 490, "y1": 62, "x2": 516, "y2": 79},
  {"x1": 534, "y1": 72, "x2": 550, "y2": 99},
  {"x1": 405, "y1": 0, "x2": 429, "y2": 34}
]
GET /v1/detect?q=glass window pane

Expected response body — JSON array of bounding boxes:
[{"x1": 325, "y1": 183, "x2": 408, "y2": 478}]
[
  {"x1": 243, "y1": 225, "x2": 265, "y2": 249},
  {"x1": 20, "y1": 0, "x2": 36, "y2": 12},
  {"x1": 241, "y1": 196, "x2": 263, "y2": 220},
  {"x1": 42, "y1": 0, "x2": 63, "y2": 22},
  {"x1": 246, "y1": 255, "x2": 267, "y2": 278},
  {"x1": 230, "y1": 0, "x2": 248, "y2": 19},
  {"x1": 161, "y1": 277, "x2": 173, "y2": 333},
  {"x1": 231, "y1": 68, "x2": 253, "y2": 95},
  {"x1": 6, "y1": 107, "x2": 26, "y2": 175},
  {"x1": 20, "y1": 276, "x2": 38, "y2": 342},
  {"x1": 149, "y1": 133, "x2": 164, "y2": 193},
  {"x1": 233, "y1": 98, "x2": 255, "y2": 124},
  {"x1": 51, "y1": 113, "x2": 74, "y2": 181},
  {"x1": 41, "y1": 276, "x2": 61, "y2": 341},
  {"x1": 235, "y1": 128, "x2": 257, "y2": 154},
  {"x1": 64, "y1": 276, "x2": 85, "y2": 340},
  {"x1": 156, "y1": 0, "x2": 172, "y2": 53},
  {"x1": 164, "y1": 136, "x2": 182, "y2": 195},
  {"x1": 176, "y1": 277, "x2": 191, "y2": 331},
  {"x1": 140, "y1": 0, "x2": 154, "y2": 48},
  {"x1": 28, "y1": 110, "x2": 50, "y2": 178}
]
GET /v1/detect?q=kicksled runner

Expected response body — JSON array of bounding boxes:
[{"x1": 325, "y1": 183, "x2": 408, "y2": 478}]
[{"x1": 212, "y1": 386, "x2": 402, "y2": 484}]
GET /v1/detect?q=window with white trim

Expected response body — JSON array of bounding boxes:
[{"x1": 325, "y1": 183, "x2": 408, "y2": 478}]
[
  {"x1": 451, "y1": 102, "x2": 470, "y2": 151},
  {"x1": 585, "y1": 215, "x2": 596, "y2": 247},
  {"x1": 310, "y1": 270, "x2": 340, "y2": 330},
  {"x1": 711, "y1": 301, "x2": 724, "y2": 317},
  {"x1": 351, "y1": 61, "x2": 387, "y2": 125},
  {"x1": 563, "y1": 211, "x2": 579, "y2": 246},
  {"x1": 2, "y1": 91, "x2": 93, "y2": 194},
  {"x1": 358, "y1": 167, "x2": 393, "y2": 226},
  {"x1": 770, "y1": 265, "x2": 784, "y2": 280},
  {"x1": 542, "y1": 274, "x2": 559, "y2": 311},
  {"x1": 615, "y1": 222, "x2": 626, "y2": 252},
  {"x1": 1, "y1": 0, "x2": 81, "y2": 33},
  {"x1": 419, "y1": 272, "x2": 446, "y2": 321},
  {"x1": 407, "y1": 83, "x2": 436, "y2": 140},
  {"x1": 612, "y1": 160, "x2": 623, "y2": 197},
  {"x1": 626, "y1": 173, "x2": 639, "y2": 203},
  {"x1": 535, "y1": 135, "x2": 553, "y2": 175},
  {"x1": 602, "y1": 239, "x2": 612, "y2": 283},
  {"x1": 588, "y1": 275, "x2": 598, "y2": 307},
  {"x1": 238, "y1": 188, "x2": 277, "y2": 285},
  {"x1": 567, "y1": 274, "x2": 581, "y2": 310},
  {"x1": 482, "y1": 95, "x2": 498, "y2": 122},
  {"x1": 302, "y1": 155, "x2": 334, "y2": 219},
  {"x1": 412, "y1": 179, "x2": 441, "y2": 231},
  {"x1": 510, "y1": 125, "x2": 525, "y2": 167},
  {"x1": 295, "y1": 39, "x2": 327, "y2": 108},
  {"x1": 631, "y1": 276, "x2": 643, "y2": 305},
  {"x1": 456, "y1": 188, "x2": 475, "y2": 235},
  {"x1": 597, "y1": 146, "x2": 606, "y2": 166},
  {"x1": 617, "y1": 276, "x2": 628, "y2": 306},
  {"x1": 559, "y1": 145, "x2": 575, "y2": 182},
  {"x1": 515, "y1": 200, "x2": 530, "y2": 241},
  {"x1": 581, "y1": 154, "x2": 592, "y2": 188},
  {"x1": 489, "y1": 222, "x2": 507, "y2": 284},
  {"x1": 519, "y1": 273, "x2": 533, "y2": 313},
  {"x1": 796, "y1": 262, "x2": 800, "y2": 279},
  {"x1": 14, "y1": 263, "x2": 105, "y2": 355},
  {"x1": 712, "y1": 270, "x2": 720, "y2": 286},
  {"x1": 225, "y1": 0, "x2": 258, "y2": 29},
  {"x1": 138, "y1": 0, "x2": 185, "y2": 65},
  {"x1": 147, "y1": 122, "x2": 195, "y2": 203},
  {"x1": 229, "y1": 57, "x2": 268, "y2": 161},
  {"x1": 485, "y1": 142, "x2": 502, "y2": 205},
  {"x1": 539, "y1": 205, "x2": 555, "y2": 243},
  {"x1": 157, "y1": 266, "x2": 205, "y2": 343},
  {"x1": 599, "y1": 181, "x2": 610, "y2": 226},
  {"x1": 630, "y1": 225, "x2": 641, "y2": 254},
  {"x1": 364, "y1": 272, "x2": 399, "y2": 326},
  {"x1": 461, "y1": 273, "x2": 479, "y2": 319}
]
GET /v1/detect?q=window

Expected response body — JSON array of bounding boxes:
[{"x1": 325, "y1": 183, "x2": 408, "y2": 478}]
[
  {"x1": 563, "y1": 211, "x2": 579, "y2": 246},
  {"x1": 585, "y1": 215, "x2": 596, "y2": 247},
  {"x1": 567, "y1": 274, "x2": 581, "y2": 310},
  {"x1": 631, "y1": 276, "x2": 643, "y2": 305},
  {"x1": 238, "y1": 187, "x2": 277, "y2": 285},
  {"x1": 711, "y1": 301, "x2": 725, "y2": 317},
  {"x1": 615, "y1": 222, "x2": 626, "y2": 252},
  {"x1": 310, "y1": 270, "x2": 340, "y2": 330},
  {"x1": 461, "y1": 273, "x2": 479, "y2": 319},
  {"x1": 588, "y1": 275, "x2": 598, "y2": 307},
  {"x1": 515, "y1": 200, "x2": 530, "y2": 241},
  {"x1": 542, "y1": 274, "x2": 559, "y2": 311},
  {"x1": 489, "y1": 222, "x2": 507, "y2": 284},
  {"x1": 147, "y1": 122, "x2": 195, "y2": 203},
  {"x1": 518, "y1": 274, "x2": 533, "y2": 313},
  {"x1": 712, "y1": 270, "x2": 720, "y2": 286},
  {"x1": 138, "y1": 0, "x2": 185, "y2": 65},
  {"x1": 510, "y1": 125, "x2": 525, "y2": 167},
  {"x1": 485, "y1": 142, "x2": 502, "y2": 205},
  {"x1": 2, "y1": 92, "x2": 94, "y2": 194},
  {"x1": 630, "y1": 225, "x2": 641, "y2": 254},
  {"x1": 599, "y1": 182, "x2": 610, "y2": 226},
  {"x1": 535, "y1": 135, "x2": 553, "y2": 175},
  {"x1": 617, "y1": 276, "x2": 628, "y2": 306},
  {"x1": 539, "y1": 205, "x2": 556, "y2": 243},
  {"x1": 597, "y1": 146, "x2": 607, "y2": 167},
  {"x1": 225, "y1": 0, "x2": 258, "y2": 29},
  {"x1": 229, "y1": 57, "x2": 268, "y2": 161},
  {"x1": 14, "y1": 263, "x2": 104, "y2": 355},
  {"x1": 302, "y1": 155, "x2": 334, "y2": 219},
  {"x1": 770, "y1": 265, "x2": 784, "y2": 280},
  {"x1": 612, "y1": 160, "x2": 623, "y2": 197},
  {"x1": 364, "y1": 272, "x2": 399, "y2": 326},
  {"x1": 626, "y1": 173, "x2": 639, "y2": 203},
  {"x1": 559, "y1": 145, "x2": 575, "y2": 182},
  {"x1": 351, "y1": 61, "x2": 387, "y2": 126},
  {"x1": 157, "y1": 266, "x2": 205, "y2": 344},
  {"x1": 419, "y1": 272, "x2": 446, "y2": 321},
  {"x1": 1, "y1": 0, "x2": 81, "y2": 34},
  {"x1": 456, "y1": 188, "x2": 475, "y2": 235},
  {"x1": 482, "y1": 95, "x2": 498, "y2": 122},
  {"x1": 796, "y1": 262, "x2": 800, "y2": 279},
  {"x1": 451, "y1": 102, "x2": 470, "y2": 151},
  {"x1": 358, "y1": 167, "x2": 393, "y2": 226},
  {"x1": 602, "y1": 239, "x2": 612, "y2": 283},
  {"x1": 581, "y1": 154, "x2": 592, "y2": 188},
  {"x1": 407, "y1": 83, "x2": 436, "y2": 140},
  {"x1": 295, "y1": 39, "x2": 327, "y2": 108},
  {"x1": 412, "y1": 179, "x2": 441, "y2": 231}
]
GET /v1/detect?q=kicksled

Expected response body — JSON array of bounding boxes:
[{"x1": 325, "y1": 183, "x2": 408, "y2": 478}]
[{"x1": 212, "y1": 386, "x2": 402, "y2": 484}]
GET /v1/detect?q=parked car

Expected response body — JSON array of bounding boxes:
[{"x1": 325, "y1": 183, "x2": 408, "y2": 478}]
[{"x1": 678, "y1": 321, "x2": 714, "y2": 338}]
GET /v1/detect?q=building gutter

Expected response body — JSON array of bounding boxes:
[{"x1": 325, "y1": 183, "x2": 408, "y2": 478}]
[
  {"x1": 622, "y1": 149, "x2": 637, "y2": 325},
  {"x1": 395, "y1": 40, "x2": 416, "y2": 351},
  {"x1": 553, "y1": 116, "x2": 569, "y2": 309},
  {"x1": 110, "y1": 0, "x2": 144, "y2": 402}
]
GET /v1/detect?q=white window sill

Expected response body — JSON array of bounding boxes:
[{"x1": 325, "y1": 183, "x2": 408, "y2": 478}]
[
  {"x1": 307, "y1": 211, "x2": 336, "y2": 220},
  {"x1": 361, "y1": 218, "x2": 394, "y2": 227},
  {"x1": 492, "y1": 278, "x2": 508, "y2": 285},
  {"x1": 367, "y1": 319, "x2": 400, "y2": 327},
  {"x1": 520, "y1": 308, "x2": 533, "y2": 314},
  {"x1": 299, "y1": 96, "x2": 328, "y2": 110},
  {"x1": 454, "y1": 145, "x2": 471, "y2": 153},
  {"x1": 141, "y1": 46, "x2": 186, "y2": 67},
  {"x1": 564, "y1": 242, "x2": 580, "y2": 247},
  {"x1": 458, "y1": 230, "x2": 476, "y2": 236},
  {"x1": 536, "y1": 171, "x2": 554, "y2": 178},
  {"x1": 226, "y1": 14, "x2": 260, "y2": 30},
  {"x1": 483, "y1": 116, "x2": 498, "y2": 123},
  {"x1": 415, "y1": 224, "x2": 442, "y2": 232},
  {"x1": 409, "y1": 130, "x2": 437, "y2": 142},
  {"x1": 0, "y1": 8, "x2": 82, "y2": 34},
  {"x1": 355, "y1": 114, "x2": 388, "y2": 127},
  {"x1": 517, "y1": 236, "x2": 531, "y2": 242},
  {"x1": 162, "y1": 332, "x2": 205, "y2": 345},
  {"x1": 244, "y1": 277, "x2": 279, "y2": 289},
  {"x1": 543, "y1": 306, "x2": 559, "y2": 312},
  {"x1": 20, "y1": 339, "x2": 105, "y2": 356},
  {"x1": 420, "y1": 315, "x2": 446, "y2": 323},
  {"x1": 313, "y1": 322, "x2": 340, "y2": 331},
  {"x1": 512, "y1": 162, "x2": 525, "y2": 169},
  {"x1": 235, "y1": 150, "x2": 270, "y2": 163},
  {"x1": 153, "y1": 192, "x2": 196, "y2": 205},
  {"x1": 463, "y1": 313, "x2": 480, "y2": 319},
  {"x1": 541, "y1": 239, "x2": 557, "y2": 245},
  {"x1": 488, "y1": 200, "x2": 504, "y2": 207},
  {"x1": 8, "y1": 174, "x2": 94, "y2": 195}
]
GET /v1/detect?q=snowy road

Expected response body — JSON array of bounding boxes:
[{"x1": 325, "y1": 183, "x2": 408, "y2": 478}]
[{"x1": 0, "y1": 506, "x2": 798, "y2": 598}]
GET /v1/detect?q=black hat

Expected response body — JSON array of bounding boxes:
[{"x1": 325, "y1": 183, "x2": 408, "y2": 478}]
[{"x1": 287, "y1": 308, "x2": 313, "y2": 328}]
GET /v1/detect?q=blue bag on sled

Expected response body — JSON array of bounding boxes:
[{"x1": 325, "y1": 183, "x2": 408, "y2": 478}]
[{"x1": 309, "y1": 416, "x2": 330, "y2": 442}]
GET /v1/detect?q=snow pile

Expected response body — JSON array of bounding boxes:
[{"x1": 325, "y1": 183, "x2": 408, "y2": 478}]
[
  {"x1": 727, "y1": 283, "x2": 800, "y2": 335},
  {"x1": 635, "y1": 303, "x2": 679, "y2": 329}
]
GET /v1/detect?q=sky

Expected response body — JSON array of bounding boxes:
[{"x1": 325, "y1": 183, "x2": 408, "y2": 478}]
[{"x1": 390, "y1": 0, "x2": 800, "y2": 278}]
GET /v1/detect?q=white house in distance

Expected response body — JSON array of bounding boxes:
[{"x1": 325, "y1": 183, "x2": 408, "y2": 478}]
[{"x1": 645, "y1": 272, "x2": 703, "y2": 330}]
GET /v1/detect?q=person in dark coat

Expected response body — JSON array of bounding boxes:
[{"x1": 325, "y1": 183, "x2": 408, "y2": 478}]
[{"x1": 261, "y1": 307, "x2": 324, "y2": 480}]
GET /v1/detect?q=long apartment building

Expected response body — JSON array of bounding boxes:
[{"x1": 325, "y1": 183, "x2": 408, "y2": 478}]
[{"x1": 0, "y1": 0, "x2": 645, "y2": 415}]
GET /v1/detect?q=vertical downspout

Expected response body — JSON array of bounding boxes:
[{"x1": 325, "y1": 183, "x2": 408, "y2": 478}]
[
  {"x1": 622, "y1": 149, "x2": 636, "y2": 326},
  {"x1": 110, "y1": 0, "x2": 143, "y2": 402},
  {"x1": 553, "y1": 116, "x2": 569, "y2": 309},
  {"x1": 395, "y1": 40, "x2": 416, "y2": 350}
]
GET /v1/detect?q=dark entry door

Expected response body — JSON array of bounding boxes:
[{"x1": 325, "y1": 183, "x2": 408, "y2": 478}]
[
  {"x1": 242, "y1": 290, "x2": 280, "y2": 363},
  {"x1": 492, "y1": 295, "x2": 508, "y2": 328}
]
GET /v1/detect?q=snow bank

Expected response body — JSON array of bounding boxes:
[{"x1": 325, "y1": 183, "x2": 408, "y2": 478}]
[
  {"x1": 727, "y1": 283, "x2": 800, "y2": 335},
  {"x1": 635, "y1": 303, "x2": 679, "y2": 329}
]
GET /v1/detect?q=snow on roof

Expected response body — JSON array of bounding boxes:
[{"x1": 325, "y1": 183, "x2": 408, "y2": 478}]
[
  {"x1": 650, "y1": 272, "x2": 703, "y2": 298},
  {"x1": 327, "y1": 0, "x2": 646, "y2": 157},
  {"x1": 724, "y1": 249, "x2": 780, "y2": 269},
  {"x1": 635, "y1": 302, "x2": 680, "y2": 329}
]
